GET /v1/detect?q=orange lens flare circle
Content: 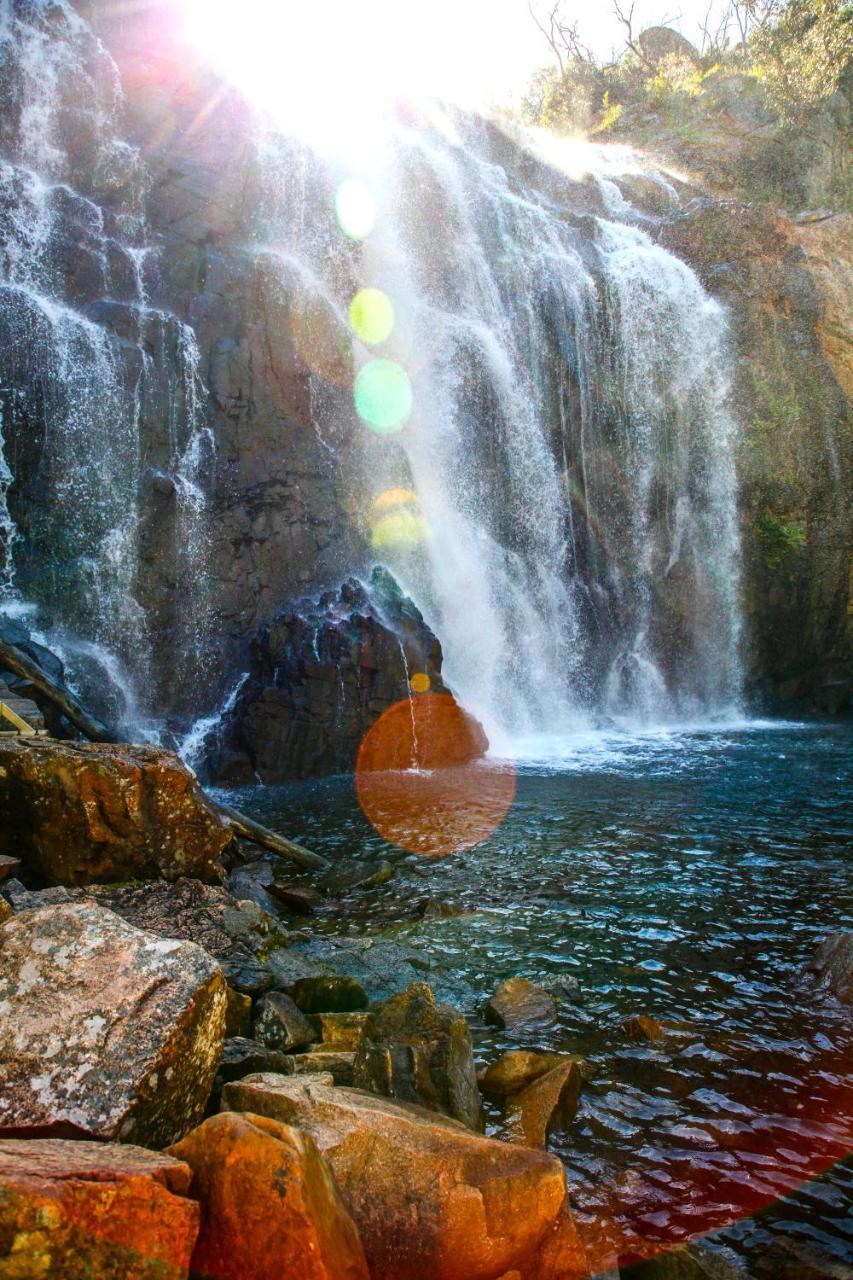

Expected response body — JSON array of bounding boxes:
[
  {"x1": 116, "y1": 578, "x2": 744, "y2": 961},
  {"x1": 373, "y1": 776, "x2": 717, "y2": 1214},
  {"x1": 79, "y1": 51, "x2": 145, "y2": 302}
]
[{"x1": 356, "y1": 694, "x2": 516, "y2": 858}]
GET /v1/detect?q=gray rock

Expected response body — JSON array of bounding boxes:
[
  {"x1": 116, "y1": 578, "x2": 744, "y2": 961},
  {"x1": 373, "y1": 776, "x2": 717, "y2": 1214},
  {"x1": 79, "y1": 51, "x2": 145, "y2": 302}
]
[
  {"x1": 0, "y1": 903, "x2": 226, "y2": 1145},
  {"x1": 353, "y1": 982, "x2": 482, "y2": 1130},
  {"x1": 253, "y1": 991, "x2": 318, "y2": 1051}
]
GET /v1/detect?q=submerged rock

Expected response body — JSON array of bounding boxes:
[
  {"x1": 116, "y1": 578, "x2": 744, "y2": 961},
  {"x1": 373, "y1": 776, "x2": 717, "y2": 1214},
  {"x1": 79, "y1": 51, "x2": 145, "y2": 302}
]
[
  {"x1": 0, "y1": 903, "x2": 226, "y2": 1145},
  {"x1": 622, "y1": 1015, "x2": 666, "y2": 1043},
  {"x1": 220, "y1": 1074, "x2": 570, "y2": 1280},
  {"x1": 484, "y1": 978, "x2": 558, "y2": 1032},
  {"x1": 353, "y1": 981, "x2": 482, "y2": 1130},
  {"x1": 808, "y1": 932, "x2": 853, "y2": 1003},
  {"x1": 0, "y1": 1139, "x2": 199, "y2": 1280},
  {"x1": 0, "y1": 740, "x2": 230, "y2": 885},
  {"x1": 620, "y1": 1240, "x2": 745, "y2": 1278},
  {"x1": 168, "y1": 1112, "x2": 369, "y2": 1280}
]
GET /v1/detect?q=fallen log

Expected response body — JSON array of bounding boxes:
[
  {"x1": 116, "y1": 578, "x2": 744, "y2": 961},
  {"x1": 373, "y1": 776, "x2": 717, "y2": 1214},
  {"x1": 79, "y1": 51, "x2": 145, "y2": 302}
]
[
  {"x1": 215, "y1": 802, "x2": 328, "y2": 870},
  {"x1": 0, "y1": 639, "x2": 117, "y2": 743},
  {"x1": 0, "y1": 639, "x2": 328, "y2": 870}
]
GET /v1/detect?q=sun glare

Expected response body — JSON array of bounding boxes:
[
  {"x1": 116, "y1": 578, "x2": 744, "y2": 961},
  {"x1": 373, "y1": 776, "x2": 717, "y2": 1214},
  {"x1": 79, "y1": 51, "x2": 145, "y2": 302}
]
[{"x1": 179, "y1": 0, "x2": 480, "y2": 150}]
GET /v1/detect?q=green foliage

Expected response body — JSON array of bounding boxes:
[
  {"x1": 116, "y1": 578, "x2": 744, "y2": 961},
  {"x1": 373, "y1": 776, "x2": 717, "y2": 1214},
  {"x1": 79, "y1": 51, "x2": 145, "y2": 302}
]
[
  {"x1": 749, "y1": 0, "x2": 853, "y2": 122},
  {"x1": 750, "y1": 366, "x2": 801, "y2": 436},
  {"x1": 591, "y1": 91, "x2": 624, "y2": 134},
  {"x1": 756, "y1": 510, "x2": 807, "y2": 568},
  {"x1": 644, "y1": 53, "x2": 706, "y2": 105}
]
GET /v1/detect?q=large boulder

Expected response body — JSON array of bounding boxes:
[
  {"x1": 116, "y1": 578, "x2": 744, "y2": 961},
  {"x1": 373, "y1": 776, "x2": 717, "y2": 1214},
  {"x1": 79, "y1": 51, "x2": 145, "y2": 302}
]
[
  {"x1": 168, "y1": 1112, "x2": 369, "y2": 1280},
  {"x1": 479, "y1": 1050, "x2": 580, "y2": 1100},
  {"x1": 0, "y1": 903, "x2": 226, "y2": 1145},
  {"x1": 0, "y1": 740, "x2": 230, "y2": 885},
  {"x1": 0, "y1": 1139, "x2": 199, "y2": 1279},
  {"x1": 220, "y1": 1074, "x2": 570, "y2": 1280},
  {"x1": 207, "y1": 570, "x2": 483, "y2": 783},
  {"x1": 43, "y1": 878, "x2": 290, "y2": 996},
  {"x1": 637, "y1": 27, "x2": 700, "y2": 66},
  {"x1": 808, "y1": 932, "x2": 853, "y2": 1003},
  {"x1": 353, "y1": 982, "x2": 482, "y2": 1130}
]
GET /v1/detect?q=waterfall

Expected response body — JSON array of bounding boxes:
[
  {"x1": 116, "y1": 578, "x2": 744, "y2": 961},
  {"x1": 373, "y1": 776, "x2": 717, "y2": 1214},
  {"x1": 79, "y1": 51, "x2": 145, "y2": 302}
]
[
  {"x1": 0, "y1": 0, "x2": 214, "y2": 732},
  {"x1": 255, "y1": 113, "x2": 744, "y2": 744},
  {"x1": 0, "y1": 3, "x2": 744, "y2": 750}
]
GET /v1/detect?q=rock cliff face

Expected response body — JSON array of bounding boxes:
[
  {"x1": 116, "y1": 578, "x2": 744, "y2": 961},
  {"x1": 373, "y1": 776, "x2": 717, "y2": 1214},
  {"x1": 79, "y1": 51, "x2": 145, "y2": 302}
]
[
  {"x1": 661, "y1": 203, "x2": 851, "y2": 711},
  {"x1": 0, "y1": 0, "x2": 849, "y2": 758}
]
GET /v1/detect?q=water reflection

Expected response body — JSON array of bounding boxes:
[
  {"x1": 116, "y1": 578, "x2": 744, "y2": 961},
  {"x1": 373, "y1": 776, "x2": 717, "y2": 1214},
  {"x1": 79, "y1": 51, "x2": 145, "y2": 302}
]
[{"x1": 233, "y1": 722, "x2": 853, "y2": 1271}]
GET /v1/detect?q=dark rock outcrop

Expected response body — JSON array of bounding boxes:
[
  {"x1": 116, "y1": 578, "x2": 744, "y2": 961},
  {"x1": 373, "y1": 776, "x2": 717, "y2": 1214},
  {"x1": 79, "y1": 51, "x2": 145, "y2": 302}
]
[
  {"x1": 353, "y1": 982, "x2": 482, "y2": 1130},
  {"x1": 253, "y1": 991, "x2": 318, "y2": 1052},
  {"x1": 0, "y1": 903, "x2": 226, "y2": 1145},
  {"x1": 207, "y1": 569, "x2": 485, "y2": 782},
  {"x1": 220, "y1": 1073, "x2": 572, "y2": 1280},
  {"x1": 0, "y1": 740, "x2": 230, "y2": 885},
  {"x1": 168, "y1": 1112, "x2": 370, "y2": 1280},
  {"x1": 0, "y1": 1139, "x2": 199, "y2": 1280}
]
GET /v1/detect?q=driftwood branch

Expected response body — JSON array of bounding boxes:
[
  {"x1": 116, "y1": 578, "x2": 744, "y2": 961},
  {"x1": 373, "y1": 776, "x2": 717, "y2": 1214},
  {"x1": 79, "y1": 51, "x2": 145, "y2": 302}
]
[
  {"x1": 215, "y1": 802, "x2": 328, "y2": 870},
  {"x1": 0, "y1": 639, "x2": 117, "y2": 743},
  {"x1": 0, "y1": 638, "x2": 328, "y2": 870}
]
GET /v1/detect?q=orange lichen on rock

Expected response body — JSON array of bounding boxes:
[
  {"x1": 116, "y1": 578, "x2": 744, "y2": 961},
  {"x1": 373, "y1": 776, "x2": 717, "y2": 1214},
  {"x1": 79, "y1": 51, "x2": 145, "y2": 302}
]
[
  {"x1": 168, "y1": 1111, "x2": 369, "y2": 1280},
  {"x1": 0, "y1": 1139, "x2": 199, "y2": 1280}
]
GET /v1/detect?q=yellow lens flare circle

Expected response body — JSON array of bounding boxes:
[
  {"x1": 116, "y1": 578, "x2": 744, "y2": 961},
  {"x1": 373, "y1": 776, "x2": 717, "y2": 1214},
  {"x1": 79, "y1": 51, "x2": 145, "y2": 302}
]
[
  {"x1": 354, "y1": 359, "x2": 412, "y2": 433},
  {"x1": 350, "y1": 288, "x2": 395, "y2": 345},
  {"x1": 368, "y1": 488, "x2": 429, "y2": 551},
  {"x1": 410, "y1": 672, "x2": 431, "y2": 694},
  {"x1": 335, "y1": 179, "x2": 375, "y2": 241}
]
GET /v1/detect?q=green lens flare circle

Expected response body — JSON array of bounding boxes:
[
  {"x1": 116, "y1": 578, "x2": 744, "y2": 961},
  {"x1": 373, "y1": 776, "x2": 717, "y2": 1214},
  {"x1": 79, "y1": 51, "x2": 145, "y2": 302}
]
[
  {"x1": 350, "y1": 288, "x2": 395, "y2": 345},
  {"x1": 354, "y1": 360, "x2": 412, "y2": 433},
  {"x1": 335, "y1": 179, "x2": 375, "y2": 241}
]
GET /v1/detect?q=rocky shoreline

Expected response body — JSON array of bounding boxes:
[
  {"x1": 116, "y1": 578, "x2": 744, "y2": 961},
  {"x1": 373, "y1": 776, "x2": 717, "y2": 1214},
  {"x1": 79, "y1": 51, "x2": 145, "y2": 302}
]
[{"x1": 1, "y1": 736, "x2": 851, "y2": 1279}]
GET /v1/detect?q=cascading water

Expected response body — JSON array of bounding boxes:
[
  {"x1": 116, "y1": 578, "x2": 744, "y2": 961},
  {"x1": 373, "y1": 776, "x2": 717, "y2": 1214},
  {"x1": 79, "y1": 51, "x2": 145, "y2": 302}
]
[
  {"x1": 253, "y1": 112, "x2": 744, "y2": 746},
  {"x1": 0, "y1": 0, "x2": 214, "y2": 733},
  {"x1": 0, "y1": 3, "x2": 744, "y2": 752}
]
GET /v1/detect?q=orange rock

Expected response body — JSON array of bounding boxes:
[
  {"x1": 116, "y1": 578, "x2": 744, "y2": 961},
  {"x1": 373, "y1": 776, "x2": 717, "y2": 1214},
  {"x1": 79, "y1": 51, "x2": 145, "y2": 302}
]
[
  {"x1": 0, "y1": 740, "x2": 230, "y2": 885},
  {"x1": 505, "y1": 1061, "x2": 583, "y2": 1150},
  {"x1": 622, "y1": 1015, "x2": 665, "y2": 1043},
  {"x1": 526, "y1": 1204, "x2": 588, "y2": 1279},
  {"x1": 220, "y1": 1073, "x2": 569, "y2": 1280},
  {"x1": 168, "y1": 1111, "x2": 369, "y2": 1280},
  {"x1": 479, "y1": 1050, "x2": 577, "y2": 1100},
  {"x1": 0, "y1": 1138, "x2": 199, "y2": 1279},
  {"x1": 484, "y1": 979, "x2": 557, "y2": 1031}
]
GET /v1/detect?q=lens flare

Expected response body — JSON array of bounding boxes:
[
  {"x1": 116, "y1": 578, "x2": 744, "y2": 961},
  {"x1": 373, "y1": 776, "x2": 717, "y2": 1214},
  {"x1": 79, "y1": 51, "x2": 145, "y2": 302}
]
[
  {"x1": 410, "y1": 672, "x2": 431, "y2": 693},
  {"x1": 350, "y1": 288, "x2": 395, "y2": 345},
  {"x1": 372, "y1": 487, "x2": 419, "y2": 511},
  {"x1": 356, "y1": 693, "x2": 516, "y2": 857},
  {"x1": 368, "y1": 488, "x2": 429, "y2": 550},
  {"x1": 335, "y1": 179, "x2": 375, "y2": 241},
  {"x1": 354, "y1": 359, "x2": 412, "y2": 433}
]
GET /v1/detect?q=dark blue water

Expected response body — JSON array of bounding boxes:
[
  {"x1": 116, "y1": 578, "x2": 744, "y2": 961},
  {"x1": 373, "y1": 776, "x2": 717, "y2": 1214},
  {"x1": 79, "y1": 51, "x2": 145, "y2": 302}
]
[{"x1": 234, "y1": 720, "x2": 853, "y2": 1272}]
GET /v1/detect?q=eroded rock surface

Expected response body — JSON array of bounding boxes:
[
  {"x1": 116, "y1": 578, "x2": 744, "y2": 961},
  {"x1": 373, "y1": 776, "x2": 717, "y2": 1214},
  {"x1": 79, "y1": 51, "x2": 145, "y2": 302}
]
[
  {"x1": 0, "y1": 741, "x2": 230, "y2": 885},
  {"x1": 0, "y1": 903, "x2": 225, "y2": 1145},
  {"x1": 484, "y1": 978, "x2": 557, "y2": 1032},
  {"x1": 220, "y1": 1073, "x2": 569, "y2": 1280},
  {"x1": 168, "y1": 1112, "x2": 369, "y2": 1280},
  {"x1": 0, "y1": 1139, "x2": 199, "y2": 1280},
  {"x1": 353, "y1": 982, "x2": 482, "y2": 1129}
]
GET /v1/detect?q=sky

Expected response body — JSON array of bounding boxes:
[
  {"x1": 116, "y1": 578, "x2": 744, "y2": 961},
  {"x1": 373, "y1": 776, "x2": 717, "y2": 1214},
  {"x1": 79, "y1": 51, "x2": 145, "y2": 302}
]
[{"x1": 181, "y1": 0, "x2": 734, "y2": 140}]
